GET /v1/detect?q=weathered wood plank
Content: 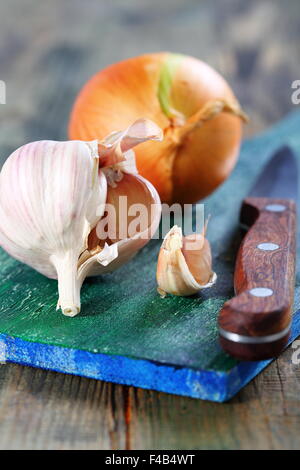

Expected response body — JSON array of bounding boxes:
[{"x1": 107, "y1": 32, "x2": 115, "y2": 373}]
[
  {"x1": 0, "y1": 363, "x2": 130, "y2": 450},
  {"x1": 1, "y1": 345, "x2": 300, "y2": 450}
]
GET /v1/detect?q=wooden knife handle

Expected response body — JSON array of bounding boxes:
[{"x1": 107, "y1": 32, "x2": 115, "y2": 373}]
[{"x1": 218, "y1": 197, "x2": 296, "y2": 361}]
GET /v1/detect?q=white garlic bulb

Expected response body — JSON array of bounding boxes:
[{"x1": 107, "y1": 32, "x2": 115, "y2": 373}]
[{"x1": 0, "y1": 119, "x2": 162, "y2": 316}]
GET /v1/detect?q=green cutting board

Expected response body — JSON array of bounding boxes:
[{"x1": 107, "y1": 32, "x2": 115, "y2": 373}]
[{"x1": 0, "y1": 111, "x2": 300, "y2": 402}]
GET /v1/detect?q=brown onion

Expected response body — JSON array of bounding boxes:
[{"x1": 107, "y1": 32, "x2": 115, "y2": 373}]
[{"x1": 69, "y1": 52, "x2": 247, "y2": 204}]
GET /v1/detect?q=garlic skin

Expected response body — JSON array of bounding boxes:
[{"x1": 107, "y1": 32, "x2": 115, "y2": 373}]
[
  {"x1": 156, "y1": 225, "x2": 216, "y2": 297},
  {"x1": 0, "y1": 119, "x2": 162, "y2": 316}
]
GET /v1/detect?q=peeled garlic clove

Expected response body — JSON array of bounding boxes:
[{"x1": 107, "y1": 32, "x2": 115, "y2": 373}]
[{"x1": 156, "y1": 225, "x2": 216, "y2": 297}]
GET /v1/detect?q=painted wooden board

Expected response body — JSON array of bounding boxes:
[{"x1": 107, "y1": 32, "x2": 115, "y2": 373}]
[{"x1": 1, "y1": 111, "x2": 300, "y2": 402}]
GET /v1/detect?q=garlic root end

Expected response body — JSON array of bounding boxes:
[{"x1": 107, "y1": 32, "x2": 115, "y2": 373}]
[
  {"x1": 51, "y1": 253, "x2": 82, "y2": 317},
  {"x1": 61, "y1": 306, "x2": 80, "y2": 317},
  {"x1": 157, "y1": 287, "x2": 167, "y2": 298}
]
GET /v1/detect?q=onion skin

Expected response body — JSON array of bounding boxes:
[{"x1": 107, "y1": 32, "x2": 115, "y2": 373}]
[{"x1": 69, "y1": 52, "x2": 245, "y2": 204}]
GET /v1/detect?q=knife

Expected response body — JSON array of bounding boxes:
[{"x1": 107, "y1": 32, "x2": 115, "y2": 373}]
[{"x1": 218, "y1": 146, "x2": 297, "y2": 361}]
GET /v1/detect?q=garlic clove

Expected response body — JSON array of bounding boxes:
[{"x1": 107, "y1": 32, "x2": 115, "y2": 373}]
[
  {"x1": 103, "y1": 173, "x2": 159, "y2": 244},
  {"x1": 77, "y1": 120, "x2": 162, "y2": 280},
  {"x1": 156, "y1": 225, "x2": 216, "y2": 297},
  {"x1": 78, "y1": 174, "x2": 161, "y2": 279},
  {"x1": 181, "y1": 233, "x2": 213, "y2": 285}
]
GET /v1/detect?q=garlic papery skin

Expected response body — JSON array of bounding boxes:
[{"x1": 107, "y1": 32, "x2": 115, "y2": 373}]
[
  {"x1": 0, "y1": 119, "x2": 163, "y2": 316},
  {"x1": 156, "y1": 225, "x2": 217, "y2": 297}
]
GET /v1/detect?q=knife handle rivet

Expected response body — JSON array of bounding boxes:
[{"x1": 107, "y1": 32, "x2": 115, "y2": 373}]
[
  {"x1": 257, "y1": 242, "x2": 279, "y2": 251},
  {"x1": 249, "y1": 287, "x2": 273, "y2": 297},
  {"x1": 265, "y1": 204, "x2": 286, "y2": 212}
]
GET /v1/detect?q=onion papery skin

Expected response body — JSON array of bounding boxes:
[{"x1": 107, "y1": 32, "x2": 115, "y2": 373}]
[{"x1": 69, "y1": 52, "x2": 244, "y2": 204}]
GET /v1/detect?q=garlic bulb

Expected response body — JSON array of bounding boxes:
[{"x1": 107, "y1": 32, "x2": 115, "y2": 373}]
[
  {"x1": 0, "y1": 119, "x2": 162, "y2": 316},
  {"x1": 156, "y1": 225, "x2": 216, "y2": 297}
]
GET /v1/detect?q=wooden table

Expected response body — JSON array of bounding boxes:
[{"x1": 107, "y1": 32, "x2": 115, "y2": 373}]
[{"x1": 0, "y1": 0, "x2": 300, "y2": 450}]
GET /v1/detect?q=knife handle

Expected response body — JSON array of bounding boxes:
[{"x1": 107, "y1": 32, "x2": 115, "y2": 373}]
[{"x1": 218, "y1": 197, "x2": 296, "y2": 361}]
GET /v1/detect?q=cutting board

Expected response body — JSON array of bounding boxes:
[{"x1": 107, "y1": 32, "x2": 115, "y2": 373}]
[{"x1": 1, "y1": 111, "x2": 300, "y2": 402}]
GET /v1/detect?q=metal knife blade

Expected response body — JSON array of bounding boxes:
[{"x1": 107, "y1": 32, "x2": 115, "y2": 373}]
[{"x1": 249, "y1": 145, "x2": 298, "y2": 200}]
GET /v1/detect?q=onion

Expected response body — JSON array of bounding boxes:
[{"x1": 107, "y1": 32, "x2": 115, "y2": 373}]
[{"x1": 69, "y1": 52, "x2": 247, "y2": 204}]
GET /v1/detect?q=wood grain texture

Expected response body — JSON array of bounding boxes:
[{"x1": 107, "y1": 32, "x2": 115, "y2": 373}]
[
  {"x1": 1, "y1": 350, "x2": 300, "y2": 450},
  {"x1": 0, "y1": 0, "x2": 300, "y2": 451},
  {"x1": 219, "y1": 197, "x2": 296, "y2": 360}
]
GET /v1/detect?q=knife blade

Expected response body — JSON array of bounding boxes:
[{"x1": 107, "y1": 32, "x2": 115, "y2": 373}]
[{"x1": 218, "y1": 146, "x2": 298, "y2": 361}]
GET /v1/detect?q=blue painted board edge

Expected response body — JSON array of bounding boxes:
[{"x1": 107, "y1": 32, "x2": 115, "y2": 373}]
[{"x1": 0, "y1": 309, "x2": 299, "y2": 402}]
